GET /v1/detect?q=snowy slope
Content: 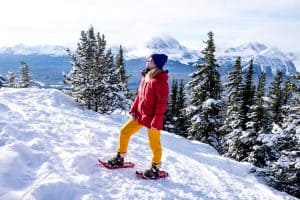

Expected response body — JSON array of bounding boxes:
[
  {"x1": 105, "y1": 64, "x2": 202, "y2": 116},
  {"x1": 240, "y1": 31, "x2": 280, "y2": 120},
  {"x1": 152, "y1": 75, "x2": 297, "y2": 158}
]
[{"x1": 0, "y1": 88, "x2": 297, "y2": 200}]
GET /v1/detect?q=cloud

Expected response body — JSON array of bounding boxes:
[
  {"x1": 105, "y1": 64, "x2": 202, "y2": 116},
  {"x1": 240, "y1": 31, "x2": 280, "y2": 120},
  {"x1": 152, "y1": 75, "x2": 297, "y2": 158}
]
[{"x1": 0, "y1": 0, "x2": 299, "y2": 53}]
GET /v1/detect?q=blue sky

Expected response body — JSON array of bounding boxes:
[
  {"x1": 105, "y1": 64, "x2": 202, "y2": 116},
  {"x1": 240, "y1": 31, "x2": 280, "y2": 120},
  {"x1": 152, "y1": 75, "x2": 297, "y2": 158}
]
[{"x1": 0, "y1": 0, "x2": 300, "y2": 53}]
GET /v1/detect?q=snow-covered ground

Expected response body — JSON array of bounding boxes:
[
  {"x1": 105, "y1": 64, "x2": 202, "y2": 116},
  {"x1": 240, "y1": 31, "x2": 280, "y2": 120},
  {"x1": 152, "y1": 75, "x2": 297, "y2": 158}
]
[{"x1": 0, "y1": 88, "x2": 297, "y2": 200}]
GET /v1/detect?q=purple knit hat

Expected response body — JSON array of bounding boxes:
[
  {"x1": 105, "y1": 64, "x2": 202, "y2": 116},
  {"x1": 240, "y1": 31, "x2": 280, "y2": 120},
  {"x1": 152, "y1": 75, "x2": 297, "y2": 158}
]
[{"x1": 150, "y1": 53, "x2": 168, "y2": 69}]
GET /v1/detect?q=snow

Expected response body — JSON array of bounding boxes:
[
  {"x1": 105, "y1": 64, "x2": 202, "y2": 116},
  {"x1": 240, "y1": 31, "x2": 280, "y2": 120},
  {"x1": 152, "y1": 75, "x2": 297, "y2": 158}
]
[
  {"x1": 0, "y1": 88, "x2": 296, "y2": 200},
  {"x1": 202, "y1": 98, "x2": 222, "y2": 109}
]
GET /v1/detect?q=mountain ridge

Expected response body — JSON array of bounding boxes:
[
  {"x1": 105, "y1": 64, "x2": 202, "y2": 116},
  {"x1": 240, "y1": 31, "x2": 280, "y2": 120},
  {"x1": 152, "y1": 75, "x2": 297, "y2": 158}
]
[{"x1": 0, "y1": 37, "x2": 299, "y2": 88}]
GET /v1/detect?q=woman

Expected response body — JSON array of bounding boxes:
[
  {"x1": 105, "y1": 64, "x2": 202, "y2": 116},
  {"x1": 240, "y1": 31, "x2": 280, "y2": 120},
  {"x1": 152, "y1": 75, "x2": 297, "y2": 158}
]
[{"x1": 108, "y1": 53, "x2": 169, "y2": 178}]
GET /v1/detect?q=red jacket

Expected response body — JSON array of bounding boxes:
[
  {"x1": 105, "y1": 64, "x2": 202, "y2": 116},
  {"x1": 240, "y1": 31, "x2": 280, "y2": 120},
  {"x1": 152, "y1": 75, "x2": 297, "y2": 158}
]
[{"x1": 130, "y1": 70, "x2": 169, "y2": 130}]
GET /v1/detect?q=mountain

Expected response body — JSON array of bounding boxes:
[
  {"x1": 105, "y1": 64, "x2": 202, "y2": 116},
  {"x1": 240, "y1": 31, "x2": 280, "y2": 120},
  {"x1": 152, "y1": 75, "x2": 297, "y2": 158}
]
[
  {"x1": 0, "y1": 88, "x2": 297, "y2": 200},
  {"x1": 0, "y1": 44, "x2": 67, "y2": 56},
  {"x1": 0, "y1": 54, "x2": 71, "y2": 87},
  {"x1": 125, "y1": 35, "x2": 199, "y2": 64},
  {"x1": 224, "y1": 42, "x2": 268, "y2": 55},
  {"x1": 0, "y1": 40, "x2": 299, "y2": 89},
  {"x1": 286, "y1": 51, "x2": 300, "y2": 72},
  {"x1": 218, "y1": 42, "x2": 299, "y2": 80}
]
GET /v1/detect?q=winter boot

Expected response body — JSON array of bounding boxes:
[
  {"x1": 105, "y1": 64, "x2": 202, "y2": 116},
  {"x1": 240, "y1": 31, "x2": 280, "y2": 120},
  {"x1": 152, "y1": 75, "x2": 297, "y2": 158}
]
[
  {"x1": 143, "y1": 163, "x2": 160, "y2": 179},
  {"x1": 107, "y1": 152, "x2": 124, "y2": 167}
]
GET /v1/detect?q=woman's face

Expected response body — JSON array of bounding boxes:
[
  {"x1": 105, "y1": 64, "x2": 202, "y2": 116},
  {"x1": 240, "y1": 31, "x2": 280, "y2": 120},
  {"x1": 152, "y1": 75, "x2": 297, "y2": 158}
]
[{"x1": 146, "y1": 57, "x2": 156, "y2": 69}]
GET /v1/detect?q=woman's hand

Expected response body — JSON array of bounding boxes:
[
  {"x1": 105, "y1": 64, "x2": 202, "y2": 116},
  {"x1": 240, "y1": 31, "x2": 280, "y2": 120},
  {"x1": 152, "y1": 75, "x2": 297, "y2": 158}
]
[{"x1": 129, "y1": 112, "x2": 135, "y2": 119}]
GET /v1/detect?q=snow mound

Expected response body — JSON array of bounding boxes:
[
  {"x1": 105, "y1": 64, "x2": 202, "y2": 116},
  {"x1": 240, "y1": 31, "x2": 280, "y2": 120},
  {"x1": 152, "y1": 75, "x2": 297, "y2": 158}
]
[{"x1": 0, "y1": 88, "x2": 296, "y2": 200}]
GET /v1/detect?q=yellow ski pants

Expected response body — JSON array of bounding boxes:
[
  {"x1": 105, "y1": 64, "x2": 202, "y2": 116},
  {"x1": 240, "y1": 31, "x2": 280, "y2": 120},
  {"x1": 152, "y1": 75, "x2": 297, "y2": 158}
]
[{"x1": 118, "y1": 118, "x2": 162, "y2": 165}]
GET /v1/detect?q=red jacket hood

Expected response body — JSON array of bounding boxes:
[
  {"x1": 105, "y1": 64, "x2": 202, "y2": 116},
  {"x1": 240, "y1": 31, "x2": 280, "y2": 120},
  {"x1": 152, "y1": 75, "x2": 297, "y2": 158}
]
[{"x1": 141, "y1": 69, "x2": 169, "y2": 82}]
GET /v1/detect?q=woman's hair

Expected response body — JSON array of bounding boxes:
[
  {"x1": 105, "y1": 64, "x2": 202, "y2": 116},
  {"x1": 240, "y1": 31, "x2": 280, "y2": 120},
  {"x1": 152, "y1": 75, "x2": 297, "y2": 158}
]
[{"x1": 145, "y1": 68, "x2": 162, "y2": 82}]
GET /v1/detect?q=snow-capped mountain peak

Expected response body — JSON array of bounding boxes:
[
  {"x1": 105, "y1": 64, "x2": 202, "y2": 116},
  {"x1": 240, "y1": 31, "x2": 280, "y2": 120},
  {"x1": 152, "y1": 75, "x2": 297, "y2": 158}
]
[
  {"x1": 145, "y1": 36, "x2": 186, "y2": 51},
  {"x1": 224, "y1": 42, "x2": 268, "y2": 56},
  {"x1": 260, "y1": 47, "x2": 290, "y2": 60},
  {"x1": 218, "y1": 42, "x2": 298, "y2": 77},
  {"x1": 126, "y1": 35, "x2": 199, "y2": 64}
]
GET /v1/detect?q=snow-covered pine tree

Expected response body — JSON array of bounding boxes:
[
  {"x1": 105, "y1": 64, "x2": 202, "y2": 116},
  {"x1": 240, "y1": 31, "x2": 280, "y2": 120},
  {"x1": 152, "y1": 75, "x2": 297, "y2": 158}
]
[
  {"x1": 164, "y1": 79, "x2": 178, "y2": 132},
  {"x1": 18, "y1": 61, "x2": 32, "y2": 88},
  {"x1": 229, "y1": 59, "x2": 260, "y2": 162},
  {"x1": 64, "y1": 27, "x2": 96, "y2": 109},
  {"x1": 171, "y1": 79, "x2": 178, "y2": 117},
  {"x1": 7, "y1": 71, "x2": 16, "y2": 88},
  {"x1": 93, "y1": 32, "x2": 110, "y2": 112},
  {"x1": 115, "y1": 45, "x2": 129, "y2": 93},
  {"x1": 259, "y1": 104, "x2": 300, "y2": 198},
  {"x1": 250, "y1": 74, "x2": 300, "y2": 197},
  {"x1": 246, "y1": 75, "x2": 298, "y2": 168},
  {"x1": 0, "y1": 74, "x2": 6, "y2": 87},
  {"x1": 115, "y1": 45, "x2": 131, "y2": 110},
  {"x1": 268, "y1": 71, "x2": 284, "y2": 124},
  {"x1": 219, "y1": 56, "x2": 245, "y2": 156},
  {"x1": 221, "y1": 56, "x2": 243, "y2": 134},
  {"x1": 164, "y1": 79, "x2": 189, "y2": 136},
  {"x1": 243, "y1": 72, "x2": 275, "y2": 167},
  {"x1": 101, "y1": 49, "x2": 123, "y2": 113},
  {"x1": 240, "y1": 59, "x2": 255, "y2": 129},
  {"x1": 176, "y1": 79, "x2": 189, "y2": 137},
  {"x1": 187, "y1": 31, "x2": 223, "y2": 148},
  {"x1": 265, "y1": 106, "x2": 300, "y2": 198},
  {"x1": 64, "y1": 26, "x2": 123, "y2": 113},
  {"x1": 248, "y1": 72, "x2": 267, "y2": 132},
  {"x1": 281, "y1": 79, "x2": 297, "y2": 106}
]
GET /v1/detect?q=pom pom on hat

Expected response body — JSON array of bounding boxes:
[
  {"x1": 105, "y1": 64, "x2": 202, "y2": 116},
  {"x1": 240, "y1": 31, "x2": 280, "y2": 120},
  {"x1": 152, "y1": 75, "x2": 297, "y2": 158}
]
[{"x1": 150, "y1": 53, "x2": 168, "y2": 69}]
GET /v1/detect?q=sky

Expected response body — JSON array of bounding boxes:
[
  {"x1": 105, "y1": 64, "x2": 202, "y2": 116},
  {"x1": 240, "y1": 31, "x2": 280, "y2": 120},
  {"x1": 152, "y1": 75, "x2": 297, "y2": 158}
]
[{"x1": 0, "y1": 0, "x2": 300, "y2": 53}]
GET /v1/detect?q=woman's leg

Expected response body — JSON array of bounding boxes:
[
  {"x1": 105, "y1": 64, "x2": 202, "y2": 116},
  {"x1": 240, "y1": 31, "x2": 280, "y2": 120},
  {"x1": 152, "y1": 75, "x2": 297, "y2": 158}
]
[
  {"x1": 147, "y1": 129, "x2": 162, "y2": 165},
  {"x1": 118, "y1": 118, "x2": 143, "y2": 154}
]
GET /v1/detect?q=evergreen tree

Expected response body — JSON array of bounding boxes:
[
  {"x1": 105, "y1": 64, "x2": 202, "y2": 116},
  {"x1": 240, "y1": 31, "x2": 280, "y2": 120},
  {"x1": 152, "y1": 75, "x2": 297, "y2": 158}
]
[
  {"x1": 0, "y1": 74, "x2": 5, "y2": 88},
  {"x1": 18, "y1": 61, "x2": 32, "y2": 88},
  {"x1": 64, "y1": 27, "x2": 96, "y2": 109},
  {"x1": 164, "y1": 79, "x2": 178, "y2": 132},
  {"x1": 115, "y1": 45, "x2": 131, "y2": 109},
  {"x1": 101, "y1": 48, "x2": 129, "y2": 113},
  {"x1": 115, "y1": 45, "x2": 130, "y2": 90},
  {"x1": 221, "y1": 56, "x2": 244, "y2": 134},
  {"x1": 240, "y1": 59, "x2": 255, "y2": 129},
  {"x1": 176, "y1": 79, "x2": 189, "y2": 137},
  {"x1": 250, "y1": 75, "x2": 299, "y2": 198},
  {"x1": 64, "y1": 26, "x2": 123, "y2": 113},
  {"x1": 242, "y1": 72, "x2": 271, "y2": 166},
  {"x1": 249, "y1": 72, "x2": 267, "y2": 132},
  {"x1": 220, "y1": 56, "x2": 245, "y2": 156},
  {"x1": 269, "y1": 71, "x2": 283, "y2": 124},
  {"x1": 7, "y1": 71, "x2": 16, "y2": 88},
  {"x1": 258, "y1": 105, "x2": 300, "y2": 198},
  {"x1": 281, "y1": 79, "x2": 296, "y2": 105},
  {"x1": 171, "y1": 79, "x2": 178, "y2": 117},
  {"x1": 164, "y1": 79, "x2": 189, "y2": 137},
  {"x1": 187, "y1": 31, "x2": 222, "y2": 148}
]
